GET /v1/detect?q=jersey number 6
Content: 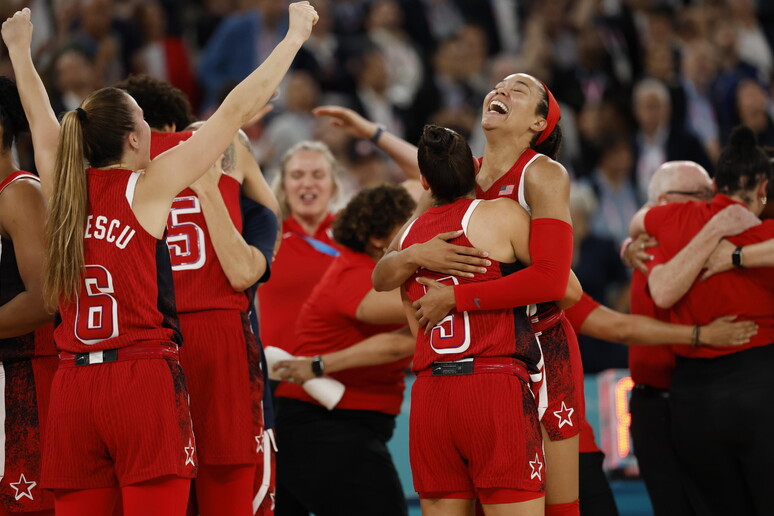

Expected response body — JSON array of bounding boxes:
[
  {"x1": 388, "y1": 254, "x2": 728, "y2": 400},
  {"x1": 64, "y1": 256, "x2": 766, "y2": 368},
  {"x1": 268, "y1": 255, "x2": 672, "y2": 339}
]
[
  {"x1": 427, "y1": 276, "x2": 471, "y2": 354},
  {"x1": 167, "y1": 196, "x2": 206, "y2": 271},
  {"x1": 75, "y1": 265, "x2": 119, "y2": 345}
]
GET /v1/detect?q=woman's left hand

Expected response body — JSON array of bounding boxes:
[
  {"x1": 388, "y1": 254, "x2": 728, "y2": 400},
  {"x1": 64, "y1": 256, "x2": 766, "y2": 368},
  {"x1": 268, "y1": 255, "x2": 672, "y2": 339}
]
[
  {"x1": 413, "y1": 277, "x2": 456, "y2": 331},
  {"x1": 273, "y1": 358, "x2": 315, "y2": 384}
]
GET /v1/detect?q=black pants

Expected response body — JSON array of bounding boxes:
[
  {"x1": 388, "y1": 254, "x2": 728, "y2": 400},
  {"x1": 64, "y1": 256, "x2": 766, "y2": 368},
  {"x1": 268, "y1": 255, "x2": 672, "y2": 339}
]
[
  {"x1": 630, "y1": 385, "x2": 703, "y2": 516},
  {"x1": 274, "y1": 398, "x2": 407, "y2": 516},
  {"x1": 670, "y1": 344, "x2": 774, "y2": 516},
  {"x1": 579, "y1": 451, "x2": 618, "y2": 516}
]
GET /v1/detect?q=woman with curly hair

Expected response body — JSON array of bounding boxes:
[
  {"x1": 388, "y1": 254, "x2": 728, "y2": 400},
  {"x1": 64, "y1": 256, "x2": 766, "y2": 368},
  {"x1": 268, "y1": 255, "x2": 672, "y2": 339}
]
[
  {"x1": 0, "y1": 75, "x2": 56, "y2": 516},
  {"x1": 272, "y1": 184, "x2": 416, "y2": 516}
]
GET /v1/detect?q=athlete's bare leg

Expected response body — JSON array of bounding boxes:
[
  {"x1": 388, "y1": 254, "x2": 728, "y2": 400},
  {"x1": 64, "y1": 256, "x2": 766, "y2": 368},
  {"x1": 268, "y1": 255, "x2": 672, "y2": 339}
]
[
  {"x1": 482, "y1": 498, "x2": 545, "y2": 516},
  {"x1": 54, "y1": 487, "x2": 119, "y2": 516},
  {"x1": 541, "y1": 426, "x2": 579, "y2": 505},
  {"x1": 421, "y1": 498, "x2": 474, "y2": 516},
  {"x1": 121, "y1": 476, "x2": 190, "y2": 516}
]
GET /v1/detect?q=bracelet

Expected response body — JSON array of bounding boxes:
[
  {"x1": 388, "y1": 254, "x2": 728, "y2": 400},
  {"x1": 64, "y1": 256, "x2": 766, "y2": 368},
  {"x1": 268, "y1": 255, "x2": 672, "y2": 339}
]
[
  {"x1": 691, "y1": 325, "x2": 701, "y2": 347},
  {"x1": 619, "y1": 237, "x2": 634, "y2": 264},
  {"x1": 370, "y1": 124, "x2": 386, "y2": 144}
]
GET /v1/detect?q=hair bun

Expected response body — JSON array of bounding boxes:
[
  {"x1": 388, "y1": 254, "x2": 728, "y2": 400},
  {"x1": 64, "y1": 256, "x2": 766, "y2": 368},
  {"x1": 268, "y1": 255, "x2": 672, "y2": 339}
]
[
  {"x1": 728, "y1": 125, "x2": 758, "y2": 150},
  {"x1": 421, "y1": 124, "x2": 456, "y2": 154}
]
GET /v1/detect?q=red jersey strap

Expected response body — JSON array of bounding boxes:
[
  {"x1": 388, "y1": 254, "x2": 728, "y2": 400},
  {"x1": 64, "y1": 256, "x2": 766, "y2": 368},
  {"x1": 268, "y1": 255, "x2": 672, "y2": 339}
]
[
  {"x1": 0, "y1": 171, "x2": 39, "y2": 196},
  {"x1": 455, "y1": 218, "x2": 573, "y2": 312}
]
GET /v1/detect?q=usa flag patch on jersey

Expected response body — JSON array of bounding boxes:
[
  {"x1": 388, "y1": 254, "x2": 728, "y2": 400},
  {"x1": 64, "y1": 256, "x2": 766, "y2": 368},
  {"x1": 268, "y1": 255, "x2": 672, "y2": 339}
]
[{"x1": 498, "y1": 185, "x2": 514, "y2": 196}]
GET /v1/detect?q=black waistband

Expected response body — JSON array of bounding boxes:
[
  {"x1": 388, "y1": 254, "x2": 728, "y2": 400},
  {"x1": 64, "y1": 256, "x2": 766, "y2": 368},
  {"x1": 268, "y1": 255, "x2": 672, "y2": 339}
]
[{"x1": 632, "y1": 383, "x2": 670, "y2": 398}]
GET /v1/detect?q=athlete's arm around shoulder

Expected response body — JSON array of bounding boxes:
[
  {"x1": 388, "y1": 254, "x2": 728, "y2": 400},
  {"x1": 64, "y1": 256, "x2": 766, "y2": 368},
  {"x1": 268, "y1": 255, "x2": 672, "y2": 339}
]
[
  {"x1": 2, "y1": 9, "x2": 60, "y2": 198},
  {"x1": 0, "y1": 179, "x2": 53, "y2": 337},
  {"x1": 523, "y1": 156, "x2": 572, "y2": 223}
]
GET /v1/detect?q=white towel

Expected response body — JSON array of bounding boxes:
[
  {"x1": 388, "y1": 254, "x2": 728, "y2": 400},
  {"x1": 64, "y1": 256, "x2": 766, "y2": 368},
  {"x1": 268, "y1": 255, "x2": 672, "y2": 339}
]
[{"x1": 264, "y1": 346, "x2": 346, "y2": 410}]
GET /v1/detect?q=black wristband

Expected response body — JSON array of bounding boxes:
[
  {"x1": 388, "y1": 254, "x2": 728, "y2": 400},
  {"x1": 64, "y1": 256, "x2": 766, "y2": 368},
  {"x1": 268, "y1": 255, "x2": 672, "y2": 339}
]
[
  {"x1": 732, "y1": 246, "x2": 744, "y2": 268},
  {"x1": 311, "y1": 355, "x2": 325, "y2": 377},
  {"x1": 370, "y1": 124, "x2": 386, "y2": 144}
]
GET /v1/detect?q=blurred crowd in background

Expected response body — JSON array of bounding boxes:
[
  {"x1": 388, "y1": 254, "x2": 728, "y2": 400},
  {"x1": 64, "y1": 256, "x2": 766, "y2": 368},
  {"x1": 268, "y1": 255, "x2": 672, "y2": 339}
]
[{"x1": 2, "y1": 0, "x2": 773, "y2": 373}]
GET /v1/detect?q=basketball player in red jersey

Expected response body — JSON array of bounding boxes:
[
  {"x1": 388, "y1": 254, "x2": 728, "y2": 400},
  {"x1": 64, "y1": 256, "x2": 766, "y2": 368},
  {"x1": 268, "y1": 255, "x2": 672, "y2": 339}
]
[
  {"x1": 0, "y1": 76, "x2": 55, "y2": 516},
  {"x1": 323, "y1": 74, "x2": 580, "y2": 515},
  {"x1": 115, "y1": 74, "x2": 279, "y2": 516},
  {"x1": 401, "y1": 125, "x2": 582, "y2": 516},
  {"x1": 2, "y1": 4, "x2": 317, "y2": 516}
]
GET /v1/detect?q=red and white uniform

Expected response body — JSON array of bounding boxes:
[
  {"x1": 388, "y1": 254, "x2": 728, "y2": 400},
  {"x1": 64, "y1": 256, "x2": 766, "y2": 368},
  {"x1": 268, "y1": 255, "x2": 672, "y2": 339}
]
[
  {"x1": 474, "y1": 152, "x2": 583, "y2": 441},
  {"x1": 402, "y1": 199, "x2": 544, "y2": 502},
  {"x1": 151, "y1": 132, "x2": 268, "y2": 513},
  {"x1": 43, "y1": 168, "x2": 195, "y2": 490},
  {"x1": 0, "y1": 172, "x2": 56, "y2": 512}
]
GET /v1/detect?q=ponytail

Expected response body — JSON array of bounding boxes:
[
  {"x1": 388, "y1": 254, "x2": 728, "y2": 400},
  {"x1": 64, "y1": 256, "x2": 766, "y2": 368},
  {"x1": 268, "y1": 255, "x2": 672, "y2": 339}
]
[{"x1": 44, "y1": 110, "x2": 88, "y2": 307}]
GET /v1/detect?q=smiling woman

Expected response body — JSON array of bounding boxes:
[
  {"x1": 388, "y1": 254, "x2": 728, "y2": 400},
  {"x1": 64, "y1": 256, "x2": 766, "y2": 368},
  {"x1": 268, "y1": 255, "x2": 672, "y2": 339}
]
[{"x1": 258, "y1": 141, "x2": 342, "y2": 360}]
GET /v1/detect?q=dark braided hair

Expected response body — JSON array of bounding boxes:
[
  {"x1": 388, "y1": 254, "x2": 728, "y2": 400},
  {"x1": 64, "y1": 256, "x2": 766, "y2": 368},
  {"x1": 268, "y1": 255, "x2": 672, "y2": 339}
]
[
  {"x1": 715, "y1": 126, "x2": 771, "y2": 197},
  {"x1": 0, "y1": 76, "x2": 30, "y2": 151}
]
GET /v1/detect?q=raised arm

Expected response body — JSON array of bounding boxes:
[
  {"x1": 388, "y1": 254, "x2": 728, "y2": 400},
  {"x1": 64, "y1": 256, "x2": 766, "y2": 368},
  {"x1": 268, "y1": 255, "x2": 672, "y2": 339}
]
[
  {"x1": 2, "y1": 8, "x2": 60, "y2": 198},
  {"x1": 236, "y1": 129, "x2": 280, "y2": 217},
  {"x1": 142, "y1": 2, "x2": 317, "y2": 204},
  {"x1": 312, "y1": 106, "x2": 420, "y2": 180},
  {"x1": 648, "y1": 204, "x2": 760, "y2": 308},
  {"x1": 0, "y1": 179, "x2": 52, "y2": 337}
]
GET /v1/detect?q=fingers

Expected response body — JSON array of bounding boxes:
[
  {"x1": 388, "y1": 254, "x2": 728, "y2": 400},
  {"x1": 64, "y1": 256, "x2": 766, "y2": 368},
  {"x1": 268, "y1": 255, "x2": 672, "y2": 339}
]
[
  {"x1": 451, "y1": 245, "x2": 490, "y2": 260},
  {"x1": 437, "y1": 230, "x2": 463, "y2": 241},
  {"x1": 415, "y1": 277, "x2": 441, "y2": 289}
]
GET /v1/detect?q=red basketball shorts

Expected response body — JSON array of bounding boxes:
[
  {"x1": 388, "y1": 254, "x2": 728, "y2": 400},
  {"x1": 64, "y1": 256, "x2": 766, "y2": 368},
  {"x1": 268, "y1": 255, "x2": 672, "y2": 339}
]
[
  {"x1": 42, "y1": 355, "x2": 197, "y2": 489},
  {"x1": 532, "y1": 314, "x2": 584, "y2": 441},
  {"x1": 0, "y1": 356, "x2": 57, "y2": 511},
  {"x1": 178, "y1": 310, "x2": 264, "y2": 465},
  {"x1": 410, "y1": 372, "x2": 545, "y2": 500}
]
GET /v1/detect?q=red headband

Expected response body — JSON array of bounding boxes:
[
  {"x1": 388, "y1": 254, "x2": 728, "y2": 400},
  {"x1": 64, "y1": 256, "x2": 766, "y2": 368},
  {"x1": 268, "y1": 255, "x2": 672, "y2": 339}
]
[{"x1": 536, "y1": 81, "x2": 561, "y2": 145}]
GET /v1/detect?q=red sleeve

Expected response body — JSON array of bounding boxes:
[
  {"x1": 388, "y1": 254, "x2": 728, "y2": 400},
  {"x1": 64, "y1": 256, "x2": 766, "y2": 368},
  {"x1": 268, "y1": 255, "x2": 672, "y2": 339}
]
[
  {"x1": 455, "y1": 218, "x2": 573, "y2": 312},
  {"x1": 564, "y1": 293, "x2": 601, "y2": 333},
  {"x1": 643, "y1": 203, "x2": 678, "y2": 239},
  {"x1": 335, "y1": 265, "x2": 376, "y2": 319}
]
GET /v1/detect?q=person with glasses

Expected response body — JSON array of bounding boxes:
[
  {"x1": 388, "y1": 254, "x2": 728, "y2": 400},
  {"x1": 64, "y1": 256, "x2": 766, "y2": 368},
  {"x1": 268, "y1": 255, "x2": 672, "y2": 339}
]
[
  {"x1": 623, "y1": 159, "x2": 760, "y2": 516},
  {"x1": 629, "y1": 128, "x2": 774, "y2": 515}
]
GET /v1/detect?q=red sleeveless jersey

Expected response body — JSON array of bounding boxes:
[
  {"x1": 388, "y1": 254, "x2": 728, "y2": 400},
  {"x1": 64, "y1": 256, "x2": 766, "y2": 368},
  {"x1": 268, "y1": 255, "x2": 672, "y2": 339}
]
[
  {"x1": 0, "y1": 172, "x2": 56, "y2": 360},
  {"x1": 401, "y1": 198, "x2": 540, "y2": 372},
  {"x1": 55, "y1": 168, "x2": 181, "y2": 353},
  {"x1": 151, "y1": 131, "x2": 249, "y2": 313}
]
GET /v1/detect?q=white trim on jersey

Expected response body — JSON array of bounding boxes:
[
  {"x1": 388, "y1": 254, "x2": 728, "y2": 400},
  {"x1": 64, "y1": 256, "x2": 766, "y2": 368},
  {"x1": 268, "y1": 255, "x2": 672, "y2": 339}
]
[
  {"x1": 0, "y1": 362, "x2": 6, "y2": 483},
  {"x1": 253, "y1": 428, "x2": 277, "y2": 514},
  {"x1": 125, "y1": 171, "x2": 142, "y2": 208},
  {"x1": 0, "y1": 173, "x2": 39, "y2": 197},
  {"x1": 399, "y1": 219, "x2": 419, "y2": 250},
  {"x1": 461, "y1": 199, "x2": 483, "y2": 239},
  {"x1": 517, "y1": 154, "x2": 542, "y2": 214}
]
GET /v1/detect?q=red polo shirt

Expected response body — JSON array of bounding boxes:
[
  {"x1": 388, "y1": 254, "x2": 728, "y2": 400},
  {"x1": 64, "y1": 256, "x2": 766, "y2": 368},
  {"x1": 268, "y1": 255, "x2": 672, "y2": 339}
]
[
  {"x1": 258, "y1": 214, "x2": 338, "y2": 353},
  {"x1": 628, "y1": 270, "x2": 675, "y2": 389},
  {"x1": 644, "y1": 194, "x2": 774, "y2": 358},
  {"x1": 276, "y1": 247, "x2": 410, "y2": 415}
]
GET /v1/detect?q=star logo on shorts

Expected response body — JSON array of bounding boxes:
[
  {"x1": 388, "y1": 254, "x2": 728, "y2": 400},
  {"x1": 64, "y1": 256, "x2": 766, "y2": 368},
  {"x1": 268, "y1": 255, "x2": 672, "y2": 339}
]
[
  {"x1": 256, "y1": 435, "x2": 263, "y2": 453},
  {"x1": 270, "y1": 492, "x2": 276, "y2": 510},
  {"x1": 10, "y1": 473, "x2": 36, "y2": 501},
  {"x1": 553, "y1": 401, "x2": 574, "y2": 428},
  {"x1": 184, "y1": 438, "x2": 196, "y2": 466},
  {"x1": 529, "y1": 453, "x2": 543, "y2": 481}
]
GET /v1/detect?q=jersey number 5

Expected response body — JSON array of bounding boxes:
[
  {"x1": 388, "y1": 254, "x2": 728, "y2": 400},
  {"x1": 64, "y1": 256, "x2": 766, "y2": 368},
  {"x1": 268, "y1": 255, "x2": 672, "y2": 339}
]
[
  {"x1": 167, "y1": 196, "x2": 206, "y2": 271},
  {"x1": 427, "y1": 276, "x2": 471, "y2": 354},
  {"x1": 76, "y1": 265, "x2": 119, "y2": 345}
]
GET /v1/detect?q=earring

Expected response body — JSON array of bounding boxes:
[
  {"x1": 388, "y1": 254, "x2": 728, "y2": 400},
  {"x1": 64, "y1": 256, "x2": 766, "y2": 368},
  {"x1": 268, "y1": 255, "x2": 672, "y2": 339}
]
[{"x1": 762, "y1": 197, "x2": 768, "y2": 205}]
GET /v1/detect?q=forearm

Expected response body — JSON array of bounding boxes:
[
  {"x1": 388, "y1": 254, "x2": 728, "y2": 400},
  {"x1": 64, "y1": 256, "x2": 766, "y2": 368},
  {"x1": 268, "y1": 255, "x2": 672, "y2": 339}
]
[
  {"x1": 617, "y1": 314, "x2": 693, "y2": 346},
  {"x1": 374, "y1": 129, "x2": 420, "y2": 180},
  {"x1": 197, "y1": 187, "x2": 266, "y2": 291},
  {"x1": 372, "y1": 247, "x2": 421, "y2": 292},
  {"x1": 322, "y1": 330, "x2": 414, "y2": 373},
  {"x1": 0, "y1": 292, "x2": 52, "y2": 338},
  {"x1": 238, "y1": 135, "x2": 280, "y2": 217},
  {"x1": 455, "y1": 218, "x2": 573, "y2": 312},
  {"x1": 736, "y1": 239, "x2": 774, "y2": 268},
  {"x1": 649, "y1": 223, "x2": 723, "y2": 308}
]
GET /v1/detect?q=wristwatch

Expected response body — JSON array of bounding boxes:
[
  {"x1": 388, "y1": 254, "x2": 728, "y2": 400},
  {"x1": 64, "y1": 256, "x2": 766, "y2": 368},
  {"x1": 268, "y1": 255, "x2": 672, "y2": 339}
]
[
  {"x1": 732, "y1": 246, "x2": 744, "y2": 268},
  {"x1": 311, "y1": 355, "x2": 325, "y2": 378}
]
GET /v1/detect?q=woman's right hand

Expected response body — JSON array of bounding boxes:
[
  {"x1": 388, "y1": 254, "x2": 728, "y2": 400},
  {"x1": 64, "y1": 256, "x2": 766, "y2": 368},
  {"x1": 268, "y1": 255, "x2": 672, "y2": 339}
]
[
  {"x1": 700, "y1": 315, "x2": 758, "y2": 347},
  {"x1": 1, "y1": 7, "x2": 33, "y2": 52},
  {"x1": 413, "y1": 230, "x2": 491, "y2": 278},
  {"x1": 312, "y1": 105, "x2": 377, "y2": 140},
  {"x1": 286, "y1": 2, "x2": 318, "y2": 45}
]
